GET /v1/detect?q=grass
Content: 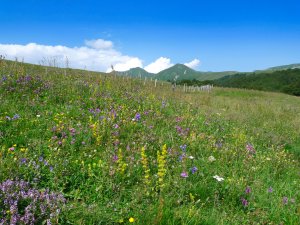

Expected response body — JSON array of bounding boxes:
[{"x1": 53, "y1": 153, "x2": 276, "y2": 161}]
[{"x1": 0, "y1": 60, "x2": 299, "y2": 224}]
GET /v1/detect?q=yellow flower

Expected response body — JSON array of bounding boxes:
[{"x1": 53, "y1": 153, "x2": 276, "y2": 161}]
[{"x1": 129, "y1": 217, "x2": 135, "y2": 223}]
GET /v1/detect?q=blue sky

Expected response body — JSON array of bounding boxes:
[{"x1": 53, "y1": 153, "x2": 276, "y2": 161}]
[{"x1": 0, "y1": 0, "x2": 300, "y2": 72}]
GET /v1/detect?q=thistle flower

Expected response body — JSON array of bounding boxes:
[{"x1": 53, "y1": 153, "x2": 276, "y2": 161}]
[
  {"x1": 241, "y1": 197, "x2": 248, "y2": 207},
  {"x1": 245, "y1": 186, "x2": 251, "y2": 194}
]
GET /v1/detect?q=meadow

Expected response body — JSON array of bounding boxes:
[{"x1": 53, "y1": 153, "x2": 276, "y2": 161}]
[{"x1": 0, "y1": 60, "x2": 299, "y2": 224}]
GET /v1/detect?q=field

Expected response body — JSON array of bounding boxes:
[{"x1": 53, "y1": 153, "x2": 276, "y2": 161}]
[{"x1": 0, "y1": 61, "x2": 300, "y2": 224}]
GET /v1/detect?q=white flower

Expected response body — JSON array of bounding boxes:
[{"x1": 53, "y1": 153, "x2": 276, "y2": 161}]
[
  {"x1": 36, "y1": 115, "x2": 41, "y2": 118},
  {"x1": 208, "y1": 156, "x2": 216, "y2": 162},
  {"x1": 213, "y1": 175, "x2": 224, "y2": 182},
  {"x1": 189, "y1": 156, "x2": 194, "y2": 159}
]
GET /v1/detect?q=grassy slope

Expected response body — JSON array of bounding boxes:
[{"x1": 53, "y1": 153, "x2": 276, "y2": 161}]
[{"x1": 0, "y1": 60, "x2": 300, "y2": 224}]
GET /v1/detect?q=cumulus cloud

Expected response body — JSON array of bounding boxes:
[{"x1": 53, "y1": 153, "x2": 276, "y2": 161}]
[
  {"x1": 144, "y1": 57, "x2": 174, "y2": 73},
  {"x1": 0, "y1": 39, "x2": 142, "y2": 72},
  {"x1": 85, "y1": 39, "x2": 113, "y2": 49},
  {"x1": 184, "y1": 59, "x2": 201, "y2": 69}
]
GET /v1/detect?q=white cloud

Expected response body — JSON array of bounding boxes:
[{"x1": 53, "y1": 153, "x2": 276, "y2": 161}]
[
  {"x1": 144, "y1": 57, "x2": 174, "y2": 73},
  {"x1": 184, "y1": 59, "x2": 201, "y2": 69},
  {"x1": 0, "y1": 39, "x2": 142, "y2": 72},
  {"x1": 84, "y1": 39, "x2": 113, "y2": 49}
]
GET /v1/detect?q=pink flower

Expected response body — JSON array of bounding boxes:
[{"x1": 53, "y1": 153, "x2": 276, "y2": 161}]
[{"x1": 181, "y1": 172, "x2": 188, "y2": 178}]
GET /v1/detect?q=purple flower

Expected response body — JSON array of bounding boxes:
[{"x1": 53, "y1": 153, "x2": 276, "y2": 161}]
[
  {"x1": 191, "y1": 166, "x2": 198, "y2": 174},
  {"x1": 268, "y1": 187, "x2": 273, "y2": 193},
  {"x1": 241, "y1": 198, "x2": 248, "y2": 207},
  {"x1": 282, "y1": 197, "x2": 288, "y2": 205},
  {"x1": 246, "y1": 143, "x2": 256, "y2": 155},
  {"x1": 12, "y1": 114, "x2": 20, "y2": 120},
  {"x1": 179, "y1": 153, "x2": 186, "y2": 162},
  {"x1": 180, "y1": 172, "x2": 188, "y2": 178},
  {"x1": 113, "y1": 155, "x2": 118, "y2": 162},
  {"x1": 135, "y1": 113, "x2": 141, "y2": 121},
  {"x1": 180, "y1": 144, "x2": 187, "y2": 152},
  {"x1": 245, "y1": 186, "x2": 251, "y2": 194}
]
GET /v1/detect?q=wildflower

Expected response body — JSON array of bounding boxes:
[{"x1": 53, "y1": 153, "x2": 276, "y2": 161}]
[
  {"x1": 241, "y1": 197, "x2": 248, "y2": 207},
  {"x1": 191, "y1": 166, "x2": 198, "y2": 174},
  {"x1": 179, "y1": 153, "x2": 186, "y2": 162},
  {"x1": 135, "y1": 113, "x2": 141, "y2": 121},
  {"x1": 246, "y1": 143, "x2": 256, "y2": 155},
  {"x1": 180, "y1": 144, "x2": 187, "y2": 152},
  {"x1": 282, "y1": 197, "x2": 288, "y2": 205},
  {"x1": 268, "y1": 187, "x2": 273, "y2": 193},
  {"x1": 12, "y1": 114, "x2": 20, "y2": 120},
  {"x1": 129, "y1": 217, "x2": 135, "y2": 223},
  {"x1": 188, "y1": 156, "x2": 194, "y2": 159},
  {"x1": 113, "y1": 155, "x2": 119, "y2": 162},
  {"x1": 213, "y1": 175, "x2": 224, "y2": 182},
  {"x1": 181, "y1": 172, "x2": 188, "y2": 178},
  {"x1": 208, "y1": 156, "x2": 216, "y2": 162},
  {"x1": 245, "y1": 186, "x2": 251, "y2": 194},
  {"x1": 157, "y1": 144, "x2": 168, "y2": 189}
]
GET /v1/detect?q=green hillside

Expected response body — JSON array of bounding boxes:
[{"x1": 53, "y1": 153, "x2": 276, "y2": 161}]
[
  {"x1": 214, "y1": 69, "x2": 300, "y2": 96},
  {"x1": 265, "y1": 63, "x2": 300, "y2": 71}
]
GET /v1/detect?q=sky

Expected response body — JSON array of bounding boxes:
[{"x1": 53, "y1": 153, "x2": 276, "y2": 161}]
[{"x1": 0, "y1": 0, "x2": 300, "y2": 73}]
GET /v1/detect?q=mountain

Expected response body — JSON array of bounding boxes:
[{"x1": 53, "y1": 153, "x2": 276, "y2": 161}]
[
  {"x1": 155, "y1": 64, "x2": 199, "y2": 81},
  {"x1": 154, "y1": 64, "x2": 238, "y2": 81},
  {"x1": 213, "y1": 68, "x2": 300, "y2": 96},
  {"x1": 116, "y1": 67, "x2": 154, "y2": 78}
]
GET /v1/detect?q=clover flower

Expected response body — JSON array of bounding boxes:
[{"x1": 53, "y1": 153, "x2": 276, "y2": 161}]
[{"x1": 213, "y1": 175, "x2": 224, "y2": 182}]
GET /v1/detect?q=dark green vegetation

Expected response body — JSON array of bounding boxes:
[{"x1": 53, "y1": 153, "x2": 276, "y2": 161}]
[
  {"x1": 177, "y1": 69, "x2": 300, "y2": 96},
  {"x1": 257, "y1": 63, "x2": 300, "y2": 72},
  {"x1": 0, "y1": 59, "x2": 300, "y2": 224}
]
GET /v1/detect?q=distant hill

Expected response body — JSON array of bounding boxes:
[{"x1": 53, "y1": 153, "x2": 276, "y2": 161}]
[
  {"x1": 213, "y1": 69, "x2": 300, "y2": 96},
  {"x1": 116, "y1": 67, "x2": 154, "y2": 78},
  {"x1": 267, "y1": 63, "x2": 300, "y2": 71},
  {"x1": 255, "y1": 63, "x2": 300, "y2": 73}
]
